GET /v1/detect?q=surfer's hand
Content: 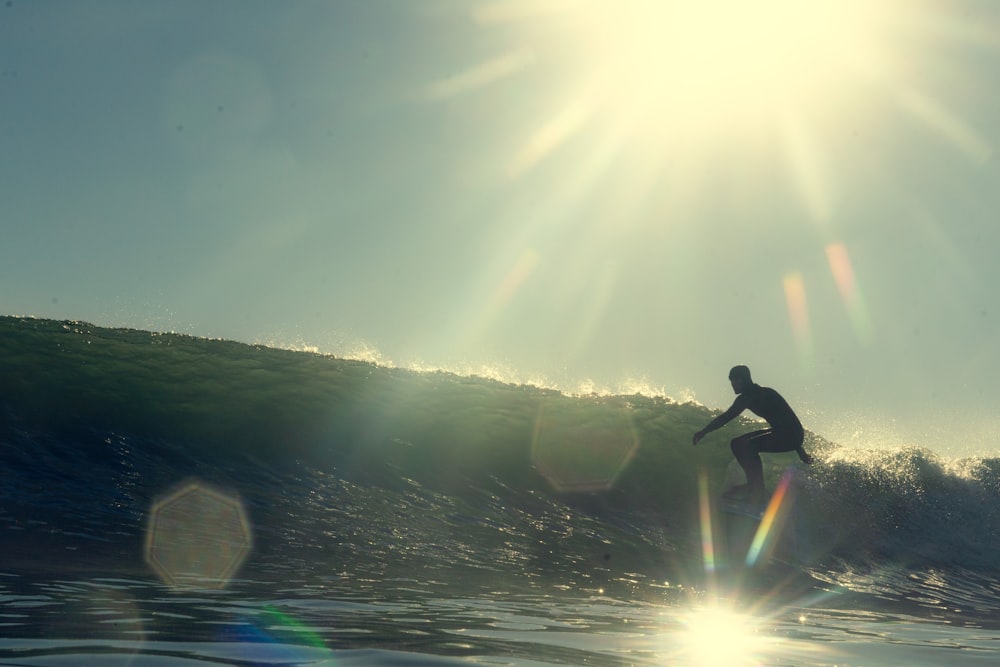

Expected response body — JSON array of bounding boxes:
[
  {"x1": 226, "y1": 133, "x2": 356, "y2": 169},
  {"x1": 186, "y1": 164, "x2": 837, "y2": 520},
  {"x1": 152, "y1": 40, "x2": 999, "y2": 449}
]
[
  {"x1": 798, "y1": 449, "x2": 814, "y2": 465},
  {"x1": 692, "y1": 431, "x2": 704, "y2": 446}
]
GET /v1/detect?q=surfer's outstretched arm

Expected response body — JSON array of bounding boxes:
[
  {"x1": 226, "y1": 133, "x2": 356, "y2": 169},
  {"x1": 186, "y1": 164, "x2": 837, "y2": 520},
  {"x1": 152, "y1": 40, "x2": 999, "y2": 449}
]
[{"x1": 692, "y1": 399, "x2": 745, "y2": 445}]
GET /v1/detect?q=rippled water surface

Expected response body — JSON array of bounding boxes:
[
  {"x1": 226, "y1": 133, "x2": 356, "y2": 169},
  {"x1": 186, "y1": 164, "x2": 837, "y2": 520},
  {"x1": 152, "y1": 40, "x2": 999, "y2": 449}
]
[{"x1": 3, "y1": 571, "x2": 999, "y2": 666}]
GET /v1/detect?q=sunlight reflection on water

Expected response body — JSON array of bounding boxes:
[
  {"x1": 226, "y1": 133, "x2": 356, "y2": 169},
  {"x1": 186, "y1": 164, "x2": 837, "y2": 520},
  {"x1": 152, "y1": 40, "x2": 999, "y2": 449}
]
[{"x1": 0, "y1": 572, "x2": 997, "y2": 666}]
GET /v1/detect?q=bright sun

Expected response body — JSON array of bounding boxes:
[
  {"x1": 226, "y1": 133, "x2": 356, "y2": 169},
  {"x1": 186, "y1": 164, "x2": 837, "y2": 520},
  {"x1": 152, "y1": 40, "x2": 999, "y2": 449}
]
[
  {"x1": 680, "y1": 605, "x2": 768, "y2": 666},
  {"x1": 460, "y1": 0, "x2": 964, "y2": 226},
  {"x1": 561, "y1": 0, "x2": 897, "y2": 138}
]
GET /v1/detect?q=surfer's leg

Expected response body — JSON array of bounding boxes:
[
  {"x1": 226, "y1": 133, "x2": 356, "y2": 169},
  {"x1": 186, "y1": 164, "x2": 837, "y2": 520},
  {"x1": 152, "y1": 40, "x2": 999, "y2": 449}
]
[
  {"x1": 755, "y1": 429, "x2": 802, "y2": 454},
  {"x1": 730, "y1": 429, "x2": 771, "y2": 501},
  {"x1": 755, "y1": 429, "x2": 811, "y2": 463}
]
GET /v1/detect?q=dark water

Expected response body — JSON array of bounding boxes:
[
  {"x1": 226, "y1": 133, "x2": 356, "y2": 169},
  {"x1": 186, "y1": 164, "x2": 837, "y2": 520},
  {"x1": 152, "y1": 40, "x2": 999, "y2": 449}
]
[{"x1": 2, "y1": 316, "x2": 999, "y2": 665}]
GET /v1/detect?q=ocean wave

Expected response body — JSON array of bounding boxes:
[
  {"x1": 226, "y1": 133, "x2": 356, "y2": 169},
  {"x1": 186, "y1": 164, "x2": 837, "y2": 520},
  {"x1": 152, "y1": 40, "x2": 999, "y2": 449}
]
[{"x1": 1, "y1": 316, "x2": 998, "y2": 585}]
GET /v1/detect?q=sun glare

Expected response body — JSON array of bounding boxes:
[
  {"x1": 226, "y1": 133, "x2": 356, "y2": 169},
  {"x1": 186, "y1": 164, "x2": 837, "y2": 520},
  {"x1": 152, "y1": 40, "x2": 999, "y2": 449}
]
[
  {"x1": 681, "y1": 605, "x2": 765, "y2": 666},
  {"x1": 434, "y1": 0, "x2": 989, "y2": 363},
  {"x1": 566, "y1": 0, "x2": 895, "y2": 136},
  {"x1": 458, "y1": 0, "x2": 915, "y2": 233}
]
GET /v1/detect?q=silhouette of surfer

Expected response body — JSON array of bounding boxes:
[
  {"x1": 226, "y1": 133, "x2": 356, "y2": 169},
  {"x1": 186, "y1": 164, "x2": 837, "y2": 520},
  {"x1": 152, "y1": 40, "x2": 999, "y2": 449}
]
[{"x1": 692, "y1": 365, "x2": 813, "y2": 505}]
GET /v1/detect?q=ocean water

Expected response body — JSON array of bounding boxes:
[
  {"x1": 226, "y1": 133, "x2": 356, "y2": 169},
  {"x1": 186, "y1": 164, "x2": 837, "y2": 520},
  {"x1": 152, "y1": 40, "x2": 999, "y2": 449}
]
[{"x1": 2, "y1": 315, "x2": 999, "y2": 666}]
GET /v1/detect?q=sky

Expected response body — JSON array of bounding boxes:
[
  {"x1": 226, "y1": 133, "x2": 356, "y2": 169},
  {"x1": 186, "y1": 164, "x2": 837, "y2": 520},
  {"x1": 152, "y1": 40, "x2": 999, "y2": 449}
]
[{"x1": 3, "y1": 0, "x2": 1000, "y2": 457}]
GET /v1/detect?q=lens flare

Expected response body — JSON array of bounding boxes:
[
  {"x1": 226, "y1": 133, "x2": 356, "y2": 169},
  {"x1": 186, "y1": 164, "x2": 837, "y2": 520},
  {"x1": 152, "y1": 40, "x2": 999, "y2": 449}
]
[
  {"x1": 257, "y1": 605, "x2": 328, "y2": 649},
  {"x1": 746, "y1": 469, "x2": 796, "y2": 567},
  {"x1": 697, "y1": 469, "x2": 717, "y2": 574},
  {"x1": 225, "y1": 605, "x2": 334, "y2": 664},
  {"x1": 531, "y1": 400, "x2": 639, "y2": 491},
  {"x1": 782, "y1": 272, "x2": 813, "y2": 371},
  {"x1": 145, "y1": 479, "x2": 252, "y2": 589},
  {"x1": 826, "y1": 242, "x2": 873, "y2": 345}
]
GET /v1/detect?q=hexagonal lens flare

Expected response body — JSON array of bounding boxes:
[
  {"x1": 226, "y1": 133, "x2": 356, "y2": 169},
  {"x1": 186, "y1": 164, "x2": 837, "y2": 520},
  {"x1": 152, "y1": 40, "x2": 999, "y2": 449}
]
[
  {"x1": 531, "y1": 401, "x2": 639, "y2": 492},
  {"x1": 145, "y1": 479, "x2": 252, "y2": 588}
]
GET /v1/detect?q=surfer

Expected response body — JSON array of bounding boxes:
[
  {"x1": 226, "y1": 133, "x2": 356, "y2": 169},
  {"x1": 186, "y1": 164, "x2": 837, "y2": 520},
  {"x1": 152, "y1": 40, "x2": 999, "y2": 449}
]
[{"x1": 692, "y1": 365, "x2": 813, "y2": 504}]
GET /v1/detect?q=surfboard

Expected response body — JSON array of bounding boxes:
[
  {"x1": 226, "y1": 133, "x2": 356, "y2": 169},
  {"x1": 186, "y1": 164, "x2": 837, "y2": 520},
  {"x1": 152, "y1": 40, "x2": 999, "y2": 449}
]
[
  {"x1": 720, "y1": 497, "x2": 764, "y2": 520},
  {"x1": 720, "y1": 473, "x2": 765, "y2": 519}
]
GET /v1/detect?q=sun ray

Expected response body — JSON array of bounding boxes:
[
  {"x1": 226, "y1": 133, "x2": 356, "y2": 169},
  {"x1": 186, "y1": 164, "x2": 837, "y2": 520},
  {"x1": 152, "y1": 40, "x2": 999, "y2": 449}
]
[
  {"x1": 507, "y1": 98, "x2": 592, "y2": 178},
  {"x1": 424, "y1": 48, "x2": 535, "y2": 100},
  {"x1": 565, "y1": 260, "x2": 617, "y2": 362},
  {"x1": 779, "y1": 112, "x2": 835, "y2": 224},
  {"x1": 493, "y1": 247, "x2": 541, "y2": 308},
  {"x1": 472, "y1": 0, "x2": 573, "y2": 26},
  {"x1": 897, "y1": 87, "x2": 993, "y2": 163}
]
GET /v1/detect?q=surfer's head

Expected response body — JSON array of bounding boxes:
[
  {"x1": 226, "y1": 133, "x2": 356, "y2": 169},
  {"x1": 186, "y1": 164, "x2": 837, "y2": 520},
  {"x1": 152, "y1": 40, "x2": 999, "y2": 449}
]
[{"x1": 728, "y1": 365, "x2": 752, "y2": 393}]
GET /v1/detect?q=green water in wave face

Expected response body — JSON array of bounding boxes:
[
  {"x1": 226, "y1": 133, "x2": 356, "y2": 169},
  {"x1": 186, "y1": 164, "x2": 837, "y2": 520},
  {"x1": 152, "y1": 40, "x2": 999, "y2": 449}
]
[
  {"x1": 0, "y1": 316, "x2": 750, "y2": 501},
  {"x1": 4, "y1": 317, "x2": 998, "y2": 572}
]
